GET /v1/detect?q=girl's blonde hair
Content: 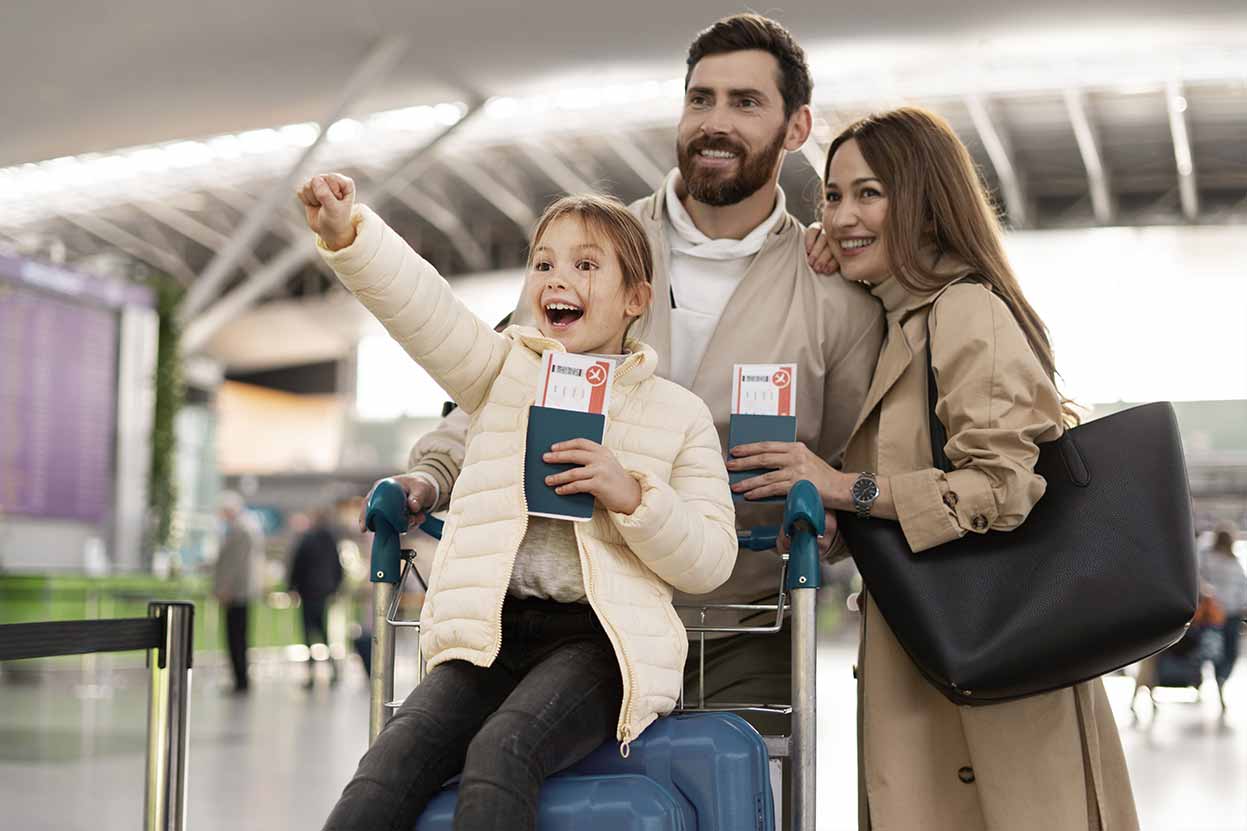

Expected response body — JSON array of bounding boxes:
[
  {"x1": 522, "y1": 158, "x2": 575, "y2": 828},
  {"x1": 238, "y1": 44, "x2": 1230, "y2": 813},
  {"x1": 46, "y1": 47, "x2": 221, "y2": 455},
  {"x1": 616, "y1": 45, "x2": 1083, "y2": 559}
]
[
  {"x1": 825, "y1": 106, "x2": 1079, "y2": 424},
  {"x1": 529, "y1": 194, "x2": 654, "y2": 291}
]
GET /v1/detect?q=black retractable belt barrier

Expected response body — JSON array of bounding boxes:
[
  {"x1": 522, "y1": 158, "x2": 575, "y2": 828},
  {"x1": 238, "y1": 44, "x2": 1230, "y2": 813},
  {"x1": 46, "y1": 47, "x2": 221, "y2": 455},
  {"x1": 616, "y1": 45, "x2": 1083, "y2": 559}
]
[
  {"x1": 0, "y1": 601, "x2": 194, "y2": 831},
  {"x1": 0, "y1": 617, "x2": 164, "y2": 662}
]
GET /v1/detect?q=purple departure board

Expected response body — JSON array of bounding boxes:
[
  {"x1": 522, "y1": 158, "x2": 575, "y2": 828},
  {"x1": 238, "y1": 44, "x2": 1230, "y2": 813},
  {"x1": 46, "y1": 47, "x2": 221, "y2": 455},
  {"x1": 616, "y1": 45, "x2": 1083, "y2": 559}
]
[{"x1": 0, "y1": 282, "x2": 118, "y2": 521}]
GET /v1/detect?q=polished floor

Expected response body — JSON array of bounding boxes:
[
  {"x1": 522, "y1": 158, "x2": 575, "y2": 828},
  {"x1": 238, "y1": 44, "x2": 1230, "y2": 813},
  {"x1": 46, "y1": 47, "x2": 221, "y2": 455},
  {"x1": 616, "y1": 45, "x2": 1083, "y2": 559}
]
[{"x1": 1, "y1": 641, "x2": 1243, "y2": 830}]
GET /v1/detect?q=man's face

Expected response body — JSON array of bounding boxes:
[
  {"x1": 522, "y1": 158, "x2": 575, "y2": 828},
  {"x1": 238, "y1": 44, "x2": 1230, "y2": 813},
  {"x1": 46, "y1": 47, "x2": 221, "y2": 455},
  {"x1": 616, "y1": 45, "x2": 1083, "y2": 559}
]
[{"x1": 677, "y1": 50, "x2": 792, "y2": 207}]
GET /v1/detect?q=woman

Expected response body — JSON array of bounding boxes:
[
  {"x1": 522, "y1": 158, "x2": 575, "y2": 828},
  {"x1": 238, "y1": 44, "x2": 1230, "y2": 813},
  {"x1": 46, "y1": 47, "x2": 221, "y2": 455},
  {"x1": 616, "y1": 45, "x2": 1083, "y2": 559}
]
[
  {"x1": 728, "y1": 107, "x2": 1138, "y2": 830},
  {"x1": 1202, "y1": 524, "x2": 1247, "y2": 711}
]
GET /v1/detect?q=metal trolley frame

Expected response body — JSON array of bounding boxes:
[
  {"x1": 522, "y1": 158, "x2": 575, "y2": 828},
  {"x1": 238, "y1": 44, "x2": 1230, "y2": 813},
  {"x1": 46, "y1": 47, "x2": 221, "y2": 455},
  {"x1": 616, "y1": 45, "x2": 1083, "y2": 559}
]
[{"x1": 365, "y1": 479, "x2": 825, "y2": 831}]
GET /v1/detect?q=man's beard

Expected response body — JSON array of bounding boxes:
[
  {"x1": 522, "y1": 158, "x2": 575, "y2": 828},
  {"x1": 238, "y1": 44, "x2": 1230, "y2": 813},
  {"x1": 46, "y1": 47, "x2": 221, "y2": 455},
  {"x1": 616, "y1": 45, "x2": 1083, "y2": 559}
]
[{"x1": 677, "y1": 128, "x2": 786, "y2": 207}]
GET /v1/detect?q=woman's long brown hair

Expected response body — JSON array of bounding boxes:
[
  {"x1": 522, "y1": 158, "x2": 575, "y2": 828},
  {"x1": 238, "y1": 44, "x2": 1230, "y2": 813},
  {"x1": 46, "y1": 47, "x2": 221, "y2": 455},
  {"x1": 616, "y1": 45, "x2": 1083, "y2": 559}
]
[{"x1": 825, "y1": 107, "x2": 1078, "y2": 424}]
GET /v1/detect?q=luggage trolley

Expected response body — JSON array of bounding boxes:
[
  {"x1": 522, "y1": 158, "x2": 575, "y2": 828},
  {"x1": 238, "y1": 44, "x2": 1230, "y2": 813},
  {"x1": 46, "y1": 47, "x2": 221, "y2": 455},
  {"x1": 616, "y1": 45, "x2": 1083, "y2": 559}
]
[{"x1": 365, "y1": 478, "x2": 825, "y2": 830}]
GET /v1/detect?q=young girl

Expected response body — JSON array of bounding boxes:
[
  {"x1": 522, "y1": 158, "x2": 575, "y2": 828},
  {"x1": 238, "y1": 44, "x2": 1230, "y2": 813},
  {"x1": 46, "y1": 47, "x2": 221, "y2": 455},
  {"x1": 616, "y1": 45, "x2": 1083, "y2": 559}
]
[{"x1": 299, "y1": 174, "x2": 738, "y2": 831}]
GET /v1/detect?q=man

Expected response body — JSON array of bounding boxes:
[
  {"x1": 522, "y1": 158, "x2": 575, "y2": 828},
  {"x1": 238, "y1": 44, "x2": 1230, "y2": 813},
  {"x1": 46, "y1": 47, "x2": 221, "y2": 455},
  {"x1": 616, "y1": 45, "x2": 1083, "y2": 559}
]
[
  {"x1": 287, "y1": 507, "x2": 345, "y2": 689},
  {"x1": 364, "y1": 13, "x2": 882, "y2": 710},
  {"x1": 213, "y1": 491, "x2": 263, "y2": 694}
]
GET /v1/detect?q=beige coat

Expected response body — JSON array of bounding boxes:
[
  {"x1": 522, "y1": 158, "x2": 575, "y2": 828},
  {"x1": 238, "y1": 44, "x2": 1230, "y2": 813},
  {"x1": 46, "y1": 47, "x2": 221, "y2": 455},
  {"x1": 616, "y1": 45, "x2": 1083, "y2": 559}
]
[
  {"x1": 410, "y1": 173, "x2": 886, "y2": 613},
  {"x1": 841, "y1": 270, "x2": 1138, "y2": 830},
  {"x1": 319, "y1": 206, "x2": 738, "y2": 745}
]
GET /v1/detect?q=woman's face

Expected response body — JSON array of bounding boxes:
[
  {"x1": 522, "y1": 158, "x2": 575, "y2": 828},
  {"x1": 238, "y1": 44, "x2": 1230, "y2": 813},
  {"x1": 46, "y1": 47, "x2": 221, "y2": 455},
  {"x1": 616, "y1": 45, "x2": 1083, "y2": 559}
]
[{"x1": 822, "y1": 139, "x2": 890, "y2": 285}]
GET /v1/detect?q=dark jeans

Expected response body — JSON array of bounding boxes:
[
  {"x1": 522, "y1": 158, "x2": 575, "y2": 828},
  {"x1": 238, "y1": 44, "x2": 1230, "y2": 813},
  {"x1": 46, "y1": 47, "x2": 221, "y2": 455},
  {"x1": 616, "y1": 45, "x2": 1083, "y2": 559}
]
[
  {"x1": 1215, "y1": 614, "x2": 1244, "y2": 685},
  {"x1": 301, "y1": 596, "x2": 330, "y2": 647},
  {"x1": 224, "y1": 602, "x2": 249, "y2": 691},
  {"x1": 300, "y1": 596, "x2": 336, "y2": 681},
  {"x1": 323, "y1": 596, "x2": 622, "y2": 831}
]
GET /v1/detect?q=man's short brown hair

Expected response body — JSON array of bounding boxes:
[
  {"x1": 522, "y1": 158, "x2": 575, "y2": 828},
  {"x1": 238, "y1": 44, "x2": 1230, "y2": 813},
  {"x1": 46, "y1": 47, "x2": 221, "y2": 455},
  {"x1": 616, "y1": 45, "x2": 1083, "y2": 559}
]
[{"x1": 685, "y1": 13, "x2": 813, "y2": 120}]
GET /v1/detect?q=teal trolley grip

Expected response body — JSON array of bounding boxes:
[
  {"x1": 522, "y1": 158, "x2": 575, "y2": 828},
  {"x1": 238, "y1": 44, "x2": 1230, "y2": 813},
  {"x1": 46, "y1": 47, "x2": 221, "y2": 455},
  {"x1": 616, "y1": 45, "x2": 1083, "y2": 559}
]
[
  {"x1": 783, "y1": 480, "x2": 824, "y2": 592},
  {"x1": 366, "y1": 479, "x2": 409, "y2": 584}
]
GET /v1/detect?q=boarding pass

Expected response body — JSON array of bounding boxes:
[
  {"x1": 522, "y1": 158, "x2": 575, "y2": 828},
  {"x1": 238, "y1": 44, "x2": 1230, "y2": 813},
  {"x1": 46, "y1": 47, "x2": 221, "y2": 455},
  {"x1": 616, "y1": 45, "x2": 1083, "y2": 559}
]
[
  {"x1": 535, "y1": 351, "x2": 615, "y2": 415},
  {"x1": 732, "y1": 363, "x2": 797, "y2": 416}
]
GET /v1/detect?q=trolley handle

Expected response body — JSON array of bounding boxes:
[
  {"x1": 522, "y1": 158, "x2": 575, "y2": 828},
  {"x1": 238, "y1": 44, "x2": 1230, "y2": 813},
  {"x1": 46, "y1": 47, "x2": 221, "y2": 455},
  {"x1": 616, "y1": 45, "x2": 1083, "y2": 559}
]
[{"x1": 365, "y1": 479, "x2": 443, "y2": 583}]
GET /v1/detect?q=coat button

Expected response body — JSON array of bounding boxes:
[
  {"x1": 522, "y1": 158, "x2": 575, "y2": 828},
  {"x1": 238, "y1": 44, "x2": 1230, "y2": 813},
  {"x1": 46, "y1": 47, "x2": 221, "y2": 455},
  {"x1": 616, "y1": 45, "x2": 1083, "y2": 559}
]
[
  {"x1": 958, "y1": 766, "x2": 976, "y2": 784},
  {"x1": 971, "y1": 515, "x2": 988, "y2": 531},
  {"x1": 943, "y1": 491, "x2": 959, "y2": 507}
]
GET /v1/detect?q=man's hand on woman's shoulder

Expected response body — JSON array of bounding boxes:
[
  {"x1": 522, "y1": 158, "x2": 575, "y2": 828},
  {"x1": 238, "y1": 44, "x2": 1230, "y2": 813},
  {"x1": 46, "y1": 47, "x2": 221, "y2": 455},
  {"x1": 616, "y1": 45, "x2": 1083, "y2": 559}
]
[{"x1": 803, "y1": 222, "x2": 838, "y2": 276}]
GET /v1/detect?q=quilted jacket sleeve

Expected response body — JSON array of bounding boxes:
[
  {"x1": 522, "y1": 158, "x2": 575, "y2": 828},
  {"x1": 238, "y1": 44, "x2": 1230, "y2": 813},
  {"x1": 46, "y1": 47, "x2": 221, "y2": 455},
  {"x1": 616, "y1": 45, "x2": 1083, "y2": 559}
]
[
  {"x1": 889, "y1": 283, "x2": 1064, "y2": 553},
  {"x1": 317, "y1": 204, "x2": 510, "y2": 415},
  {"x1": 607, "y1": 395, "x2": 738, "y2": 595}
]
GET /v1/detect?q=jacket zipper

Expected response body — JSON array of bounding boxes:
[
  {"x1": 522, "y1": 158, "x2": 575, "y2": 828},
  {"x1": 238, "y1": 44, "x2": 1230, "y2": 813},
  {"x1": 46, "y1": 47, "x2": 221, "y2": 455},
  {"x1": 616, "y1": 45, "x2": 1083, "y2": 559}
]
[
  {"x1": 574, "y1": 526, "x2": 638, "y2": 754},
  {"x1": 490, "y1": 342, "x2": 647, "y2": 744},
  {"x1": 486, "y1": 405, "x2": 532, "y2": 667},
  {"x1": 593, "y1": 351, "x2": 645, "y2": 753}
]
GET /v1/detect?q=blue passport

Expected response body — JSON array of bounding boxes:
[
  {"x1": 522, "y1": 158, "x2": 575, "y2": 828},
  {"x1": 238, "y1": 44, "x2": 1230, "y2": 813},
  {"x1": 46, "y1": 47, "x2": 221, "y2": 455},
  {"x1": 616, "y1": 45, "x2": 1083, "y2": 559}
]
[
  {"x1": 524, "y1": 405, "x2": 606, "y2": 521},
  {"x1": 727, "y1": 413, "x2": 798, "y2": 504}
]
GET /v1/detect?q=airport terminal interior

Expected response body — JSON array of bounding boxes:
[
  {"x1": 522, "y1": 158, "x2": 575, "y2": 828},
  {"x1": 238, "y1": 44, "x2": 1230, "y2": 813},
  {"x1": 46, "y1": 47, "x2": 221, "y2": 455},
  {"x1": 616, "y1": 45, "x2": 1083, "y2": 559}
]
[{"x1": 2, "y1": 2, "x2": 1246, "y2": 829}]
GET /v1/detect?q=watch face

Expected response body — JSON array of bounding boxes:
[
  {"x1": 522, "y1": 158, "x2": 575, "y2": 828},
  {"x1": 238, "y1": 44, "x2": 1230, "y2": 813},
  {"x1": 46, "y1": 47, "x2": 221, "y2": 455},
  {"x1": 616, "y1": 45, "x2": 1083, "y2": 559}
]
[{"x1": 852, "y1": 478, "x2": 880, "y2": 502}]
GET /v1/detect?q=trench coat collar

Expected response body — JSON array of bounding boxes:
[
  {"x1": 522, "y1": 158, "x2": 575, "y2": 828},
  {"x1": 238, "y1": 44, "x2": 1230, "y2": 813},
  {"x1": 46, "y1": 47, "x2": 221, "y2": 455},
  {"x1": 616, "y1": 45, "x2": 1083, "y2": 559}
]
[{"x1": 848, "y1": 250, "x2": 976, "y2": 437}]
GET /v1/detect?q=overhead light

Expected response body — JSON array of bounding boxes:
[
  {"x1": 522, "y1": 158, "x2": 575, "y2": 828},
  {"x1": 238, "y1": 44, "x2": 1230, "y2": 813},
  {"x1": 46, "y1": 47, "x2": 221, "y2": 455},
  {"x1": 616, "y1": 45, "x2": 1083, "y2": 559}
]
[
  {"x1": 433, "y1": 103, "x2": 464, "y2": 126},
  {"x1": 237, "y1": 128, "x2": 284, "y2": 154},
  {"x1": 279, "y1": 123, "x2": 320, "y2": 147},
  {"x1": 165, "y1": 141, "x2": 213, "y2": 168},
  {"x1": 485, "y1": 97, "x2": 519, "y2": 119},
  {"x1": 327, "y1": 118, "x2": 364, "y2": 143},
  {"x1": 372, "y1": 105, "x2": 435, "y2": 131}
]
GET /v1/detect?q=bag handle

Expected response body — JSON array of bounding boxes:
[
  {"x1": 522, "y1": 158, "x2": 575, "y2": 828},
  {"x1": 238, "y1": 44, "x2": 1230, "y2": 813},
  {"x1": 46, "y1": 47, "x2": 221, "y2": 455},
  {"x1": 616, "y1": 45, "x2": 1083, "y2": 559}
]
[{"x1": 924, "y1": 279, "x2": 1089, "y2": 486}]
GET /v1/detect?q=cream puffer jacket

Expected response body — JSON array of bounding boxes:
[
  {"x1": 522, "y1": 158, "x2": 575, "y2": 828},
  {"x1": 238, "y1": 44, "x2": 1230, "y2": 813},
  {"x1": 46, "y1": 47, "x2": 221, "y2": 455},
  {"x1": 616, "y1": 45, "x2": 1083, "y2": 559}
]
[{"x1": 318, "y1": 205, "x2": 738, "y2": 746}]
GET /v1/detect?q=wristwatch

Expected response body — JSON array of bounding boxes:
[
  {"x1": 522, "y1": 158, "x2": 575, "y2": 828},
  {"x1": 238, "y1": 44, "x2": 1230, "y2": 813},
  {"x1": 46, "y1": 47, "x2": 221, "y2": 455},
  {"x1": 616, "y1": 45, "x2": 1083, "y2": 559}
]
[{"x1": 851, "y1": 472, "x2": 880, "y2": 519}]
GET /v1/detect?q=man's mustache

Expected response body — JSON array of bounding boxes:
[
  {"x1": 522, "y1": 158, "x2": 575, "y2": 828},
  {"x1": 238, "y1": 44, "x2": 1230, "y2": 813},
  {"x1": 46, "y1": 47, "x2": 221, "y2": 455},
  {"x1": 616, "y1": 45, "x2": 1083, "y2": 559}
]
[{"x1": 684, "y1": 137, "x2": 747, "y2": 157}]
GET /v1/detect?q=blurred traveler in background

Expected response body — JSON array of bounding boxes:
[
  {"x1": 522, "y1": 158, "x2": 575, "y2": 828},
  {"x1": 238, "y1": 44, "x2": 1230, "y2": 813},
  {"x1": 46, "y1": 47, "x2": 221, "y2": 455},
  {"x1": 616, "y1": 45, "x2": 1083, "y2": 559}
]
[
  {"x1": 288, "y1": 506, "x2": 345, "y2": 689},
  {"x1": 213, "y1": 490, "x2": 264, "y2": 694},
  {"x1": 1202, "y1": 523, "x2": 1247, "y2": 712}
]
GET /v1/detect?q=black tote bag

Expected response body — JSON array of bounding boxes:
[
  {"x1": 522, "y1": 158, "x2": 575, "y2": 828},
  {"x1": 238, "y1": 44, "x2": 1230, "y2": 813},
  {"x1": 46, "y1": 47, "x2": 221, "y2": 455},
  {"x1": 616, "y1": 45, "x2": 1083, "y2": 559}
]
[{"x1": 837, "y1": 349, "x2": 1199, "y2": 706}]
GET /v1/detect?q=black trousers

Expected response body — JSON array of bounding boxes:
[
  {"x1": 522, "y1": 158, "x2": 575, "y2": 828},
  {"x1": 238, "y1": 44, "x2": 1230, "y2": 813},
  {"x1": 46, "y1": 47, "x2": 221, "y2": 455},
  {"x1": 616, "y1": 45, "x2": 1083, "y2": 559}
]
[
  {"x1": 300, "y1": 596, "x2": 330, "y2": 648},
  {"x1": 223, "y1": 602, "x2": 249, "y2": 691},
  {"x1": 323, "y1": 596, "x2": 623, "y2": 831}
]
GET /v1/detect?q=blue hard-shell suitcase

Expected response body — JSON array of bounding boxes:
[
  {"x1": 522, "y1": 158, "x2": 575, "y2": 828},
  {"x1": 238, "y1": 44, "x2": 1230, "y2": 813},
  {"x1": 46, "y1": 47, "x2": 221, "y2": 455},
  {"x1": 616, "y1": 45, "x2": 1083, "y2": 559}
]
[
  {"x1": 562, "y1": 712, "x2": 775, "y2": 831},
  {"x1": 414, "y1": 773, "x2": 686, "y2": 830}
]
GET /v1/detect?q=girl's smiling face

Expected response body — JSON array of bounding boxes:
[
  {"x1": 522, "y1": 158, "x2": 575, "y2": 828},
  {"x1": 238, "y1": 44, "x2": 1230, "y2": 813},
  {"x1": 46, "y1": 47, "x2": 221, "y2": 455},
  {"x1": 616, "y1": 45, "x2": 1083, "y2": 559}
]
[
  {"x1": 525, "y1": 215, "x2": 650, "y2": 355},
  {"x1": 822, "y1": 138, "x2": 891, "y2": 285}
]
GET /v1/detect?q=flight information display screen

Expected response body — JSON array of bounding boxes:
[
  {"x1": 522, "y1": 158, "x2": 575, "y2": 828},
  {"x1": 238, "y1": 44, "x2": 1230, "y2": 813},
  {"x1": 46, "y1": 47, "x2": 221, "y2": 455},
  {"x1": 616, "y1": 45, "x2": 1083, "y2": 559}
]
[{"x1": 0, "y1": 261, "x2": 121, "y2": 522}]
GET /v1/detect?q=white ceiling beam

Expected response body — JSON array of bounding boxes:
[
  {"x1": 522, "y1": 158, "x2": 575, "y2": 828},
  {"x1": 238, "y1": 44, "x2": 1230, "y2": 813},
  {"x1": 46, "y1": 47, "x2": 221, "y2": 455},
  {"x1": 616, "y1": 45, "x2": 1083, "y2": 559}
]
[
  {"x1": 133, "y1": 200, "x2": 263, "y2": 273},
  {"x1": 179, "y1": 36, "x2": 407, "y2": 322},
  {"x1": 601, "y1": 133, "x2": 666, "y2": 192},
  {"x1": 515, "y1": 142, "x2": 595, "y2": 197},
  {"x1": 965, "y1": 94, "x2": 1029, "y2": 229},
  {"x1": 63, "y1": 212, "x2": 197, "y2": 284},
  {"x1": 182, "y1": 101, "x2": 485, "y2": 355},
  {"x1": 1062, "y1": 90, "x2": 1114, "y2": 225},
  {"x1": 1165, "y1": 80, "x2": 1199, "y2": 221},
  {"x1": 446, "y1": 158, "x2": 536, "y2": 233},
  {"x1": 389, "y1": 186, "x2": 491, "y2": 272}
]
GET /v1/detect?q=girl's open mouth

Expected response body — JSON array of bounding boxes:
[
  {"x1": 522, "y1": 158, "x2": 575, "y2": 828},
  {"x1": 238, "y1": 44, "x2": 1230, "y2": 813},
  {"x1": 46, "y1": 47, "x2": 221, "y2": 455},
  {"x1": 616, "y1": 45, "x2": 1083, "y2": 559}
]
[{"x1": 544, "y1": 302, "x2": 585, "y2": 330}]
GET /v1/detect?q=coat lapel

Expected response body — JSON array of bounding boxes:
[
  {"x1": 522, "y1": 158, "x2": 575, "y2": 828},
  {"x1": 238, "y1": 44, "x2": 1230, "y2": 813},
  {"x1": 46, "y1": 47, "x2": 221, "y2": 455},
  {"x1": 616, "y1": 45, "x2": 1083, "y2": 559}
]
[
  {"x1": 635, "y1": 190, "x2": 674, "y2": 379},
  {"x1": 689, "y1": 220, "x2": 793, "y2": 393},
  {"x1": 849, "y1": 318, "x2": 915, "y2": 439}
]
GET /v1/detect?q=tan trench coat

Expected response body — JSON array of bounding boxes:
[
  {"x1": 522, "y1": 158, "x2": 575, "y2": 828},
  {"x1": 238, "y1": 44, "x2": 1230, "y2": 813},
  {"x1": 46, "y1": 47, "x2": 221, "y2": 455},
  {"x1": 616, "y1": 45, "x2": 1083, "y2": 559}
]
[{"x1": 840, "y1": 269, "x2": 1139, "y2": 831}]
